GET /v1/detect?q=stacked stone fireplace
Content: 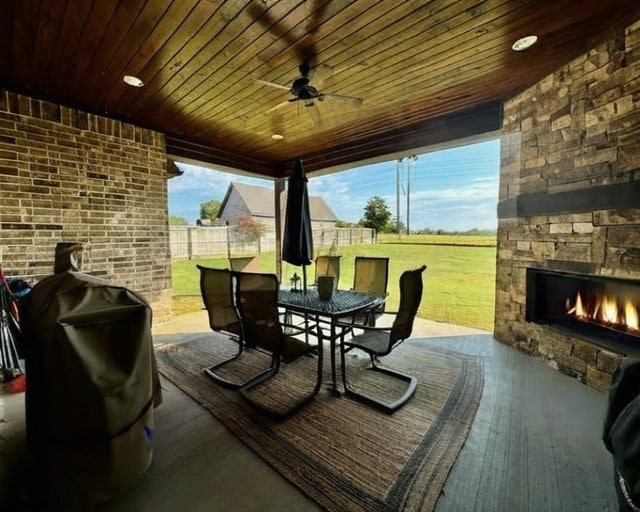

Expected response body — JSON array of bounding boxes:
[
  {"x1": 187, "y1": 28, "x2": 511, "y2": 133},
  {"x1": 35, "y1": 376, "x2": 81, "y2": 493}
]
[
  {"x1": 494, "y1": 20, "x2": 640, "y2": 392},
  {"x1": 526, "y1": 268, "x2": 640, "y2": 357}
]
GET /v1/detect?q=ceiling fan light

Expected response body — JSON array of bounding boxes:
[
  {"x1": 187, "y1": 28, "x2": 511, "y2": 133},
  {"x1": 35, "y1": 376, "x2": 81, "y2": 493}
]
[
  {"x1": 123, "y1": 75, "x2": 144, "y2": 87},
  {"x1": 512, "y1": 35, "x2": 538, "y2": 51}
]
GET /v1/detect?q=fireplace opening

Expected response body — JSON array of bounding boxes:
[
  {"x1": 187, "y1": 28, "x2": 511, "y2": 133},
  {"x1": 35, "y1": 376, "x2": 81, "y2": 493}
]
[{"x1": 526, "y1": 268, "x2": 640, "y2": 356}]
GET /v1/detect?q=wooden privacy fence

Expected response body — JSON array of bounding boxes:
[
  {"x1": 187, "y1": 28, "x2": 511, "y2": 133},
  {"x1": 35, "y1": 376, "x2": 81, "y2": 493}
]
[{"x1": 169, "y1": 226, "x2": 376, "y2": 259}]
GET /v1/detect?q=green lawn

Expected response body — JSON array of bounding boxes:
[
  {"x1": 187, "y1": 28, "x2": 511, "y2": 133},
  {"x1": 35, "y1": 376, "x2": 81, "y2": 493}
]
[
  {"x1": 378, "y1": 233, "x2": 497, "y2": 247},
  {"x1": 171, "y1": 235, "x2": 497, "y2": 331}
]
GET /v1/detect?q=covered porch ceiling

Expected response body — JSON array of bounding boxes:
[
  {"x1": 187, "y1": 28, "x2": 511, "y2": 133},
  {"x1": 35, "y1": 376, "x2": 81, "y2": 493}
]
[{"x1": 2, "y1": 0, "x2": 639, "y2": 177}]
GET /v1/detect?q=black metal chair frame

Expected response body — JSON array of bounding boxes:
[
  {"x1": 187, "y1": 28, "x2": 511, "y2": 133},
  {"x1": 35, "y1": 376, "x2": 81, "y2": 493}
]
[
  {"x1": 198, "y1": 265, "x2": 266, "y2": 390},
  {"x1": 234, "y1": 271, "x2": 321, "y2": 418},
  {"x1": 337, "y1": 265, "x2": 426, "y2": 413}
]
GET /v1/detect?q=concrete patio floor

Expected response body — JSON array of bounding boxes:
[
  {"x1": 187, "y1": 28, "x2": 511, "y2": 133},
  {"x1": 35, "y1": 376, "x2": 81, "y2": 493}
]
[
  {"x1": 1, "y1": 309, "x2": 616, "y2": 511},
  {"x1": 0, "y1": 311, "x2": 487, "y2": 511}
]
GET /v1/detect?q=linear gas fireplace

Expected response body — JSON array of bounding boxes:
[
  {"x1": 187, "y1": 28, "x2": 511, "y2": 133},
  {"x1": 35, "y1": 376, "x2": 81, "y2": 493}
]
[{"x1": 526, "y1": 268, "x2": 640, "y2": 357}]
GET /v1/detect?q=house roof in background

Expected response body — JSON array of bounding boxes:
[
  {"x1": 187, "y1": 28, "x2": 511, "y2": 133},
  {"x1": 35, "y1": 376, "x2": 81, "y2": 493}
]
[{"x1": 220, "y1": 182, "x2": 338, "y2": 222}]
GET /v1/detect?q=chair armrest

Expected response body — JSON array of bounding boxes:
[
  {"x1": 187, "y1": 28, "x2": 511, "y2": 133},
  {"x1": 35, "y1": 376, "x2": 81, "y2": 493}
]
[
  {"x1": 334, "y1": 320, "x2": 391, "y2": 334},
  {"x1": 349, "y1": 288, "x2": 389, "y2": 299},
  {"x1": 336, "y1": 308, "x2": 397, "y2": 326}
]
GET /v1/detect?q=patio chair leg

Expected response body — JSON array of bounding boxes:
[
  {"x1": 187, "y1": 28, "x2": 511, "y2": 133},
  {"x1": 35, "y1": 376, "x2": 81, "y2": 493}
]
[
  {"x1": 238, "y1": 356, "x2": 319, "y2": 419},
  {"x1": 340, "y1": 346, "x2": 417, "y2": 414},
  {"x1": 204, "y1": 340, "x2": 281, "y2": 391},
  {"x1": 204, "y1": 356, "x2": 245, "y2": 389},
  {"x1": 203, "y1": 339, "x2": 251, "y2": 390}
]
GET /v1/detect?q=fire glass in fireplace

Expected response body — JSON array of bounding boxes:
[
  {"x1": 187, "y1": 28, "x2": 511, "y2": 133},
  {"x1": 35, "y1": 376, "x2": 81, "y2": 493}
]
[{"x1": 526, "y1": 268, "x2": 640, "y2": 356}]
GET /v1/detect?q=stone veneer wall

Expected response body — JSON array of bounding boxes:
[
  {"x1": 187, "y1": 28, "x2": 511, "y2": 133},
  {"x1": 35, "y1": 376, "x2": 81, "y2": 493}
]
[
  {"x1": 0, "y1": 90, "x2": 173, "y2": 323},
  {"x1": 495, "y1": 21, "x2": 640, "y2": 392}
]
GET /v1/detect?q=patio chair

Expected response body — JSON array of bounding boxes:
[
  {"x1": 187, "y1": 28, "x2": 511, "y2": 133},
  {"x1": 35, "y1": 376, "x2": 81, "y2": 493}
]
[
  {"x1": 337, "y1": 265, "x2": 426, "y2": 413},
  {"x1": 315, "y1": 255, "x2": 341, "y2": 288},
  {"x1": 235, "y1": 271, "x2": 318, "y2": 418},
  {"x1": 351, "y1": 256, "x2": 390, "y2": 326},
  {"x1": 198, "y1": 265, "x2": 256, "y2": 389}
]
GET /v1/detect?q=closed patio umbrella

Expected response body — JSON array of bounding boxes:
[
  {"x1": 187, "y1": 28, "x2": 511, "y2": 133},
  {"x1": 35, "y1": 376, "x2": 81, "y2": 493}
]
[{"x1": 282, "y1": 158, "x2": 314, "y2": 292}]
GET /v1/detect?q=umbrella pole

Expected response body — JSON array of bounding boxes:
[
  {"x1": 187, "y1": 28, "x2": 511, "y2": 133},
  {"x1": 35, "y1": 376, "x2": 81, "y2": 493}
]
[{"x1": 302, "y1": 265, "x2": 307, "y2": 293}]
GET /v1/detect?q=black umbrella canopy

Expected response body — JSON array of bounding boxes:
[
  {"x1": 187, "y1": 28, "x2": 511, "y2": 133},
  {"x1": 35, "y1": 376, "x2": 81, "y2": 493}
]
[{"x1": 282, "y1": 159, "x2": 314, "y2": 290}]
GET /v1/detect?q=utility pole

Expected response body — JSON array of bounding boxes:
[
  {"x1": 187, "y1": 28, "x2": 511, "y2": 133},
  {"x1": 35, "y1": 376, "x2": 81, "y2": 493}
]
[
  {"x1": 396, "y1": 158, "x2": 402, "y2": 233},
  {"x1": 274, "y1": 179, "x2": 285, "y2": 280},
  {"x1": 406, "y1": 155, "x2": 417, "y2": 235},
  {"x1": 406, "y1": 157, "x2": 411, "y2": 235}
]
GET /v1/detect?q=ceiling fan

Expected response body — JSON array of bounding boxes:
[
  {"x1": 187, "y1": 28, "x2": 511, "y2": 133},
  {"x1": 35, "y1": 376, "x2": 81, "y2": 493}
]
[{"x1": 258, "y1": 62, "x2": 363, "y2": 123}]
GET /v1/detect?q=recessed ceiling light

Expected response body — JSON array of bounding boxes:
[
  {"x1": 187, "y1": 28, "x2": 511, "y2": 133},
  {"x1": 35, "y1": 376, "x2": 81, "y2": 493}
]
[
  {"x1": 123, "y1": 75, "x2": 144, "y2": 87},
  {"x1": 512, "y1": 35, "x2": 538, "y2": 52},
  {"x1": 271, "y1": 134, "x2": 284, "y2": 140}
]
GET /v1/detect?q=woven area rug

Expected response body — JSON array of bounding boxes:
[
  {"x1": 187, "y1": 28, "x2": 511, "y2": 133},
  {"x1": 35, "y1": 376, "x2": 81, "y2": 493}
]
[{"x1": 155, "y1": 335, "x2": 484, "y2": 512}]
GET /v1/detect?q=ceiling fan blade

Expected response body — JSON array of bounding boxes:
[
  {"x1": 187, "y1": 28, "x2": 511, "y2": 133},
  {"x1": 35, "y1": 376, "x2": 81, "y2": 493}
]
[
  {"x1": 305, "y1": 103, "x2": 322, "y2": 126},
  {"x1": 309, "y1": 63, "x2": 333, "y2": 88},
  {"x1": 323, "y1": 92, "x2": 363, "y2": 107},
  {"x1": 259, "y1": 0, "x2": 331, "y2": 68},
  {"x1": 266, "y1": 34, "x2": 316, "y2": 70},
  {"x1": 257, "y1": 79, "x2": 291, "y2": 92},
  {"x1": 266, "y1": 100, "x2": 295, "y2": 114}
]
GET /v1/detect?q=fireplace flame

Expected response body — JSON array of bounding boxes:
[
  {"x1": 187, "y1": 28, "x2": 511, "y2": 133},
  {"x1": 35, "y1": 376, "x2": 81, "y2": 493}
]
[
  {"x1": 566, "y1": 291, "x2": 639, "y2": 333},
  {"x1": 567, "y1": 292, "x2": 586, "y2": 318},
  {"x1": 626, "y1": 300, "x2": 639, "y2": 331},
  {"x1": 601, "y1": 294, "x2": 619, "y2": 324}
]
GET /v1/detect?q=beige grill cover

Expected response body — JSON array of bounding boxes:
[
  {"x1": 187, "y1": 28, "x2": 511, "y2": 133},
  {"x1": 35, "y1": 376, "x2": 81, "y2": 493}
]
[{"x1": 22, "y1": 271, "x2": 162, "y2": 510}]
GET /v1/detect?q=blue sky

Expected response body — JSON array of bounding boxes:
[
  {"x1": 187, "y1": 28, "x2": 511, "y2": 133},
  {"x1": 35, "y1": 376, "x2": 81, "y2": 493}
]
[{"x1": 168, "y1": 138, "x2": 501, "y2": 231}]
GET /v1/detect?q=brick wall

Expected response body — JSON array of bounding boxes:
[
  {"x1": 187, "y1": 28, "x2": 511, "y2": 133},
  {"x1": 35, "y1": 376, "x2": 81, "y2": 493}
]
[
  {"x1": 0, "y1": 90, "x2": 173, "y2": 323},
  {"x1": 495, "y1": 21, "x2": 640, "y2": 391}
]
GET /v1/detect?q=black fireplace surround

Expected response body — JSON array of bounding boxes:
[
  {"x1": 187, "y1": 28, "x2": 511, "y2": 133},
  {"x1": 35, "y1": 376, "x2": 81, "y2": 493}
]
[{"x1": 526, "y1": 268, "x2": 640, "y2": 356}]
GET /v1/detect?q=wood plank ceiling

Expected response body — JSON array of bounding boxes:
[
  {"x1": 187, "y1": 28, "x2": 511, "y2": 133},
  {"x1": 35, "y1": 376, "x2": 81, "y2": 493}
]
[{"x1": 1, "y1": 0, "x2": 639, "y2": 178}]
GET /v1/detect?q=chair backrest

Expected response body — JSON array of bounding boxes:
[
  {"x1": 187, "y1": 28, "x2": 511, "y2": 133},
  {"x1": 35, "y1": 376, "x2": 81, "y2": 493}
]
[
  {"x1": 315, "y1": 255, "x2": 341, "y2": 288},
  {"x1": 353, "y1": 256, "x2": 389, "y2": 296},
  {"x1": 234, "y1": 272, "x2": 283, "y2": 354},
  {"x1": 390, "y1": 265, "x2": 427, "y2": 344},
  {"x1": 197, "y1": 265, "x2": 242, "y2": 337}
]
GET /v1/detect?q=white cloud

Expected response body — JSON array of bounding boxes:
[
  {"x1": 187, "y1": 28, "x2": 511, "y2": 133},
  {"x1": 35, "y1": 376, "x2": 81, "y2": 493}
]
[
  {"x1": 411, "y1": 177, "x2": 498, "y2": 205},
  {"x1": 169, "y1": 166, "x2": 225, "y2": 194},
  {"x1": 308, "y1": 174, "x2": 352, "y2": 205},
  {"x1": 169, "y1": 164, "x2": 272, "y2": 195},
  {"x1": 405, "y1": 178, "x2": 498, "y2": 230},
  {"x1": 309, "y1": 175, "x2": 371, "y2": 221}
]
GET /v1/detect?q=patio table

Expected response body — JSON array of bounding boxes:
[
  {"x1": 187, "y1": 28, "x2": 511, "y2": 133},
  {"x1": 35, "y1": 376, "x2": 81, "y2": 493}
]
[{"x1": 278, "y1": 288, "x2": 383, "y2": 395}]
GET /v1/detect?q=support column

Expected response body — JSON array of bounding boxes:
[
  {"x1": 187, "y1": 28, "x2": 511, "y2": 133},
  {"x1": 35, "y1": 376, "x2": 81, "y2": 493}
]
[{"x1": 274, "y1": 178, "x2": 285, "y2": 280}]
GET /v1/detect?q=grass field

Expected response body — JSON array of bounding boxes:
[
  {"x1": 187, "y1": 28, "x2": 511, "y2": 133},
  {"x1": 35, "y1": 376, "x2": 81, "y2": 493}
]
[
  {"x1": 378, "y1": 233, "x2": 497, "y2": 247},
  {"x1": 171, "y1": 235, "x2": 497, "y2": 331}
]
